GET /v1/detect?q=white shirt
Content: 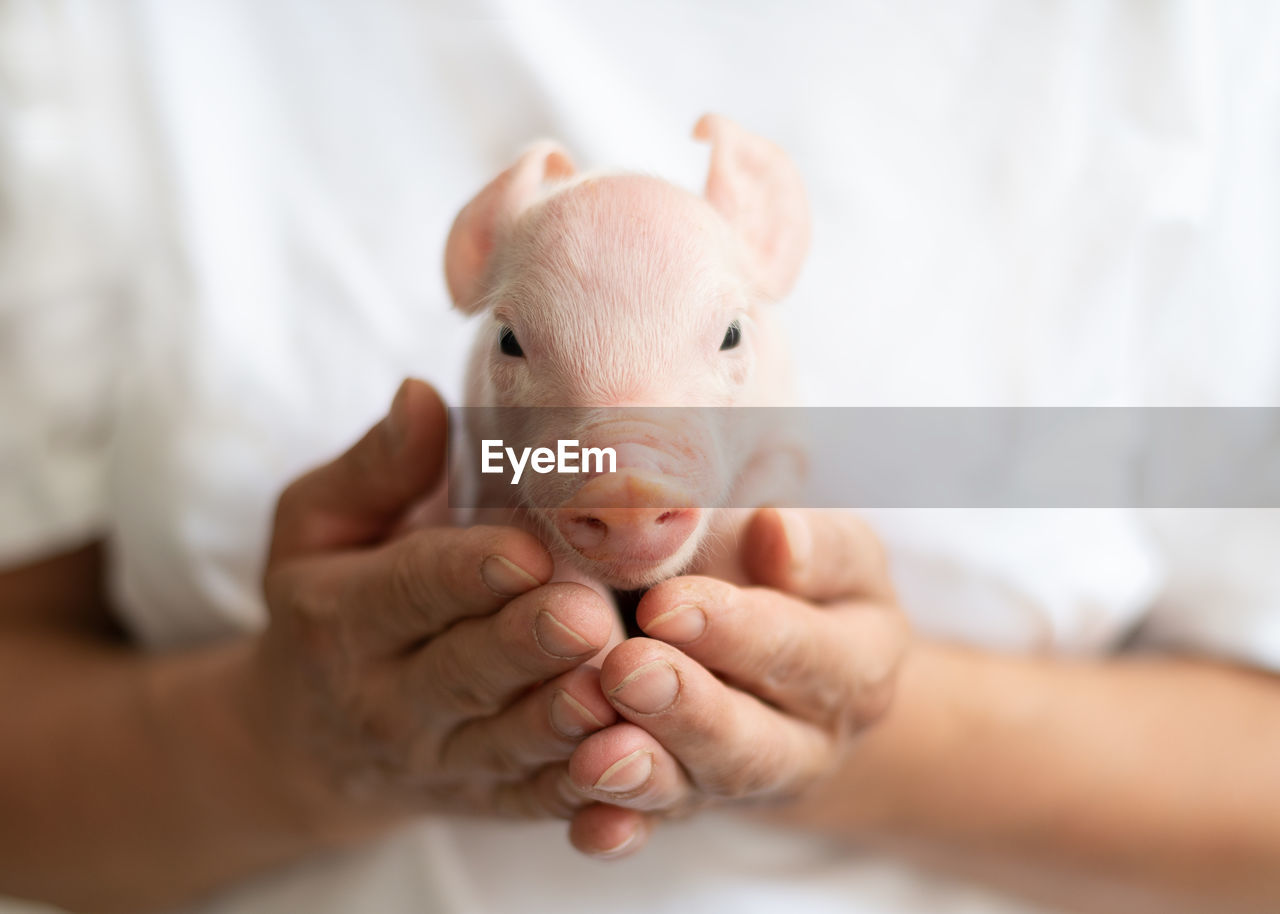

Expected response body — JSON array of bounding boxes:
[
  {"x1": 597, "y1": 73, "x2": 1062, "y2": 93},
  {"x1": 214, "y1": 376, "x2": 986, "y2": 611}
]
[{"x1": 2, "y1": 2, "x2": 1279, "y2": 912}]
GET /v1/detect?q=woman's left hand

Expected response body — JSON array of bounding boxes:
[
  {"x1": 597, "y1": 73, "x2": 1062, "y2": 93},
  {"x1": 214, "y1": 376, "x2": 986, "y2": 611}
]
[{"x1": 561, "y1": 508, "x2": 911, "y2": 857}]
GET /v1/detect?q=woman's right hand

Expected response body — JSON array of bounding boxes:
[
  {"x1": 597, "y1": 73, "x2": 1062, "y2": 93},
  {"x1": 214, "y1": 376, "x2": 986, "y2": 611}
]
[{"x1": 246, "y1": 379, "x2": 618, "y2": 840}]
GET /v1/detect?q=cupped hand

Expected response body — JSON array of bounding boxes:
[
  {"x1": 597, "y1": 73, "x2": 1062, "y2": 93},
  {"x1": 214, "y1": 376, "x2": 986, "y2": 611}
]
[
  {"x1": 562, "y1": 509, "x2": 911, "y2": 858},
  {"x1": 246, "y1": 379, "x2": 619, "y2": 840}
]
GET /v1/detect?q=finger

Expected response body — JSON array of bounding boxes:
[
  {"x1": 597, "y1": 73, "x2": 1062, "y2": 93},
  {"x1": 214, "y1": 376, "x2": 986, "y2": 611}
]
[
  {"x1": 406, "y1": 582, "x2": 614, "y2": 722},
  {"x1": 637, "y1": 576, "x2": 906, "y2": 729},
  {"x1": 489, "y1": 764, "x2": 592, "y2": 820},
  {"x1": 439, "y1": 664, "x2": 618, "y2": 778},
  {"x1": 568, "y1": 722, "x2": 693, "y2": 812},
  {"x1": 596, "y1": 641, "x2": 833, "y2": 802},
  {"x1": 742, "y1": 508, "x2": 894, "y2": 603},
  {"x1": 569, "y1": 804, "x2": 654, "y2": 859},
  {"x1": 265, "y1": 524, "x2": 555, "y2": 656},
  {"x1": 270, "y1": 378, "x2": 448, "y2": 562}
]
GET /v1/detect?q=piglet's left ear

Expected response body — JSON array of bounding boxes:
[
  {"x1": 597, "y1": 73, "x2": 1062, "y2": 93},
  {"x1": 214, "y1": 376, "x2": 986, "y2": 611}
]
[
  {"x1": 445, "y1": 141, "x2": 576, "y2": 313},
  {"x1": 694, "y1": 114, "x2": 810, "y2": 301}
]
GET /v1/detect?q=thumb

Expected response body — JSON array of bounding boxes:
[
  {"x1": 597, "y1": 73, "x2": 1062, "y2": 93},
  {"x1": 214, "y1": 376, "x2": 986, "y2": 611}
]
[
  {"x1": 742, "y1": 508, "x2": 894, "y2": 604},
  {"x1": 269, "y1": 378, "x2": 448, "y2": 562}
]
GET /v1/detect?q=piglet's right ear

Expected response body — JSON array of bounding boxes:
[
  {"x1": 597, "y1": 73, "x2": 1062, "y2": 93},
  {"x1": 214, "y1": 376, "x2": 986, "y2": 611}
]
[
  {"x1": 694, "y1": 114, "x2": 810, "y2": 301},
  {"x1": 445, "y1": 141, "x2": 576, "y2": 313}
]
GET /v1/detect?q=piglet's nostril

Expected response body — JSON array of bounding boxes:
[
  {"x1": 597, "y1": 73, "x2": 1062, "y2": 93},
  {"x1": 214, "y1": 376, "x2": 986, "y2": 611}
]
[{"x1": 565, "y1": 515, "x2": 609, "y2": 550}]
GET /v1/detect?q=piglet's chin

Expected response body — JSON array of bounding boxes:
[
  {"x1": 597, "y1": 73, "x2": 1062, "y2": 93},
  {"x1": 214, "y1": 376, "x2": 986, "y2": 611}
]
[{"x1": 552, "y1": 522, "x2": 709, "y2": 591}]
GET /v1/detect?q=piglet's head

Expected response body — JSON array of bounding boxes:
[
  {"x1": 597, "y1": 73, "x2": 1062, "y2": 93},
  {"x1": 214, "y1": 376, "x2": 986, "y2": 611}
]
[{"x1": 446, "y1": 115, "x2": 809, "y2": 588}]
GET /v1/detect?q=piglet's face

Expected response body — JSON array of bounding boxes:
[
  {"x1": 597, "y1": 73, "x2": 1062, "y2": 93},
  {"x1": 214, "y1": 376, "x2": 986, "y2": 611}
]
[
  {"x1": 475, "y1": 179, "x2": 759, "y2": 586},
  {"x1": 482, "y1": 176, "x2": 756, "y2": 411},
  {"x1": 447, "y1": 116, "x2": 809, "y2": 588}
]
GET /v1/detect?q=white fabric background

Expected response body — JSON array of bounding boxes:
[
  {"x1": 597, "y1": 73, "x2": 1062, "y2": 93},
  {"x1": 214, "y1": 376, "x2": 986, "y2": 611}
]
[{"x1": 2, "y1": 1, "x2": 1279, "y2": 912}]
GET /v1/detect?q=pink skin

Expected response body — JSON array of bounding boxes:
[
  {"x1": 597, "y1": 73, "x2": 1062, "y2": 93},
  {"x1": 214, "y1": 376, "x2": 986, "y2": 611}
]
[
  {"x1": 442, "y1": 115, "x2": 824, "y2": 859},
  {"x1": 447, "y1": 115, "x2": 810, "y2": 590}
]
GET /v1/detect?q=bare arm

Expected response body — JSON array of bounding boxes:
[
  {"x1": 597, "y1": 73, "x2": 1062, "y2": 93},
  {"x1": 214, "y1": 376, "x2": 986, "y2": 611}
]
[
  {"x1": 0, "y1": 542, "x2": 304, "y2": 912},
  {"x1": 788, "y1": 641, "x2": 1280, "y2": 914}
]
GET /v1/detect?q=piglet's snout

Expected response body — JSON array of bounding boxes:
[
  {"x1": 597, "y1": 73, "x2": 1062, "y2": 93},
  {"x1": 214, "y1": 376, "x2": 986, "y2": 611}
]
[{"x1": 553, "y1": 473, "x2": 701, "y2": 565}]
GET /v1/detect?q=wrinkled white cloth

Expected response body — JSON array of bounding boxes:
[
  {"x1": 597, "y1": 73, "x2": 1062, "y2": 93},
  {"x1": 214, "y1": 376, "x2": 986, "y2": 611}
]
[{"x1": 2, "y1": 1, "x2": 1279, "y2": 912}]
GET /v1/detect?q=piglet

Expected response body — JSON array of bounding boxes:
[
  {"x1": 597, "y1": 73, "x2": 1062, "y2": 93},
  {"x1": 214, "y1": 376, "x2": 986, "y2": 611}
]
[{"x1": 446, "y1": 114, "x2": 809, "y2": 592}]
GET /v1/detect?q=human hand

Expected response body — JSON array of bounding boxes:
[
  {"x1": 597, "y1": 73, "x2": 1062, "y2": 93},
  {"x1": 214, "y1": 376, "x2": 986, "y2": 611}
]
[
  {"x1": 560, "y1": 509, "x2": 910, "y2": 857},
  {"x1": 245, "y1": 379, "x2": 621, "y2": 840}
]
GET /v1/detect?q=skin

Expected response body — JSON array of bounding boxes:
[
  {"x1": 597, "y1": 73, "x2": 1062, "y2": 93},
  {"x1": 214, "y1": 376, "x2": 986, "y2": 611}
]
[
  {"x1": 1, "y1": 380, "x2": 1278, "y2": 913},
  {"x1": 460, "y1": 174, "x2": 791, "y2": 590},
  {"x1": 449, "y1": 118, "x2": 804, "y2": 594},
  {"x1": 571, "y1": 517, "x2": 1280, "y2": 914}
]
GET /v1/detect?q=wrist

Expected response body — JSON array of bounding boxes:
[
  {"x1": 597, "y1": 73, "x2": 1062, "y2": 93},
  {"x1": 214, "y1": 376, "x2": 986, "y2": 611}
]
[
  {"x1": 749, "y1": 640, "x2": 992, "y2": 838},
  {"x1": 141, "y1": 635, "x2": 378, "y2": 857},
  {"x1": 232, "y1": 634, "x2": 415, "y2": 848}
]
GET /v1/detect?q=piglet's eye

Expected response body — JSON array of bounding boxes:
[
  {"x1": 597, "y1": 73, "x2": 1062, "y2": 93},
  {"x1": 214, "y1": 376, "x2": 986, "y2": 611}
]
[
  {"x1": 719, "y1": 320, "x2": 742, "y2": 351},
  {"x1": 498, "y1": 325, "x2": 524, "y2": 358}
]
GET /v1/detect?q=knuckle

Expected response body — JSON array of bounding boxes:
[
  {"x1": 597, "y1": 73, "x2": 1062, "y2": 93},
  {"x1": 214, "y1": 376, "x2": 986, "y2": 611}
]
[
  {"x1": 412, "y1": 775, "x2": 496, "y2": 815},
  {"x1": 757, "y1": 632, "x2": 819, "y2": 700},
  {"x1": 491, "y1": 780, "x2": 551, "y2": 819},
  {"x1": 480, "y1": 733, "x2": 530, "y2": 779},
  {"x1": 443, "y1": 715, "x2": 534, "y2": 780},
  {"x1": 492, "y1": 610, "x2": 544, "y2": 680},
  {"x1": 426, "y1": 637, "x2": 504, "y2": 718},
  {"x1": 537, "y1": 767, "x2": 586, "y2": 819},
  {"x1": 268, "y1": 570, "x2": 357, "y2": 675},
  {"x1": 389, "y1": 534, "x2": 446, "y2": 621},
  {"x1": 293, "y1": 597, "x2": 345, "y2": 658},
  {"x1": 399, "y1": 525, "x2": 509, "y2": 614},
  {"x1": 840, "y1": 615, "x2": 908, "y2": 732},
  {"x1": 311, "y1": 691, "x2": 425, "y2": 801},
  {"x1": 690, "y1": 708, "x2": 777, "y2": 799},
  {"x1": 433, "y1": 530, "x2": 476, "y2": 596},
  {"x1": 852, "y1": 689, "x2": 895, "y2": 732},
  {"x1": 352, "y1": 700, "x2": 411, "y2": 755},
  {"x1": 846, "y1": 667, "x2": 898, "y2": 731},
  {"x1": 701, "y1": 751, "x2": 778, "y2": 799},
  {"x1": 809, "y1": 663, "x2": 878, "y2": 736}
]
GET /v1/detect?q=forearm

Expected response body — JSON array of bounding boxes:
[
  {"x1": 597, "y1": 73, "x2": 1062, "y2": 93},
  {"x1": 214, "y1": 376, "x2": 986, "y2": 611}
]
[
  {"x1": 775, "y1": 641, "x2": 1280, "y2": 914},
  {"x1": 0, "y1": 617, "x2": 339, "y2": 911}
]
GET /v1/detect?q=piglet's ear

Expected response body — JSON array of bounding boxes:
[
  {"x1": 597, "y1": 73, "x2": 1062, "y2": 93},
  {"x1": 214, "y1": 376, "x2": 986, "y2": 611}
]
[
  {"x1": 445, "y1": 141, "x2": 576, "y2": 313},
  {"x1": 694, "y1": 114, "x2": 810, "y2": 301}
]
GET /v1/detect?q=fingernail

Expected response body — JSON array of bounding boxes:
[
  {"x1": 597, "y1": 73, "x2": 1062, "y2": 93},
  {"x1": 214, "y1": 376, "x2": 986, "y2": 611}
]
[
  {"x1": 609, "y1": 660, "x2": 679, "y2": 714},
  {"x1": 481, "y1": 554, "x2": 541, "y2": 596},
  {"x1": 535, "y1": 610, "x2": 595, "y2": 659},
  {"x1": 593, "y1": 828, "x2": 642, "y2": 859},
  {"x1": 644, "y1": 603, "x2": 706, "y2": 644},
  {"x1": 592, "y1": 748, "x2": 653, "y2": 794},
  {"x1": 384, "y1": 380, "x2": 411, "y2": 453},
  {"x1": 778, "y1": 509, "x2": 811, "y2": 572},
  {"x1": 549, "y1": 689, "x2": 604, "y2": 738}
]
